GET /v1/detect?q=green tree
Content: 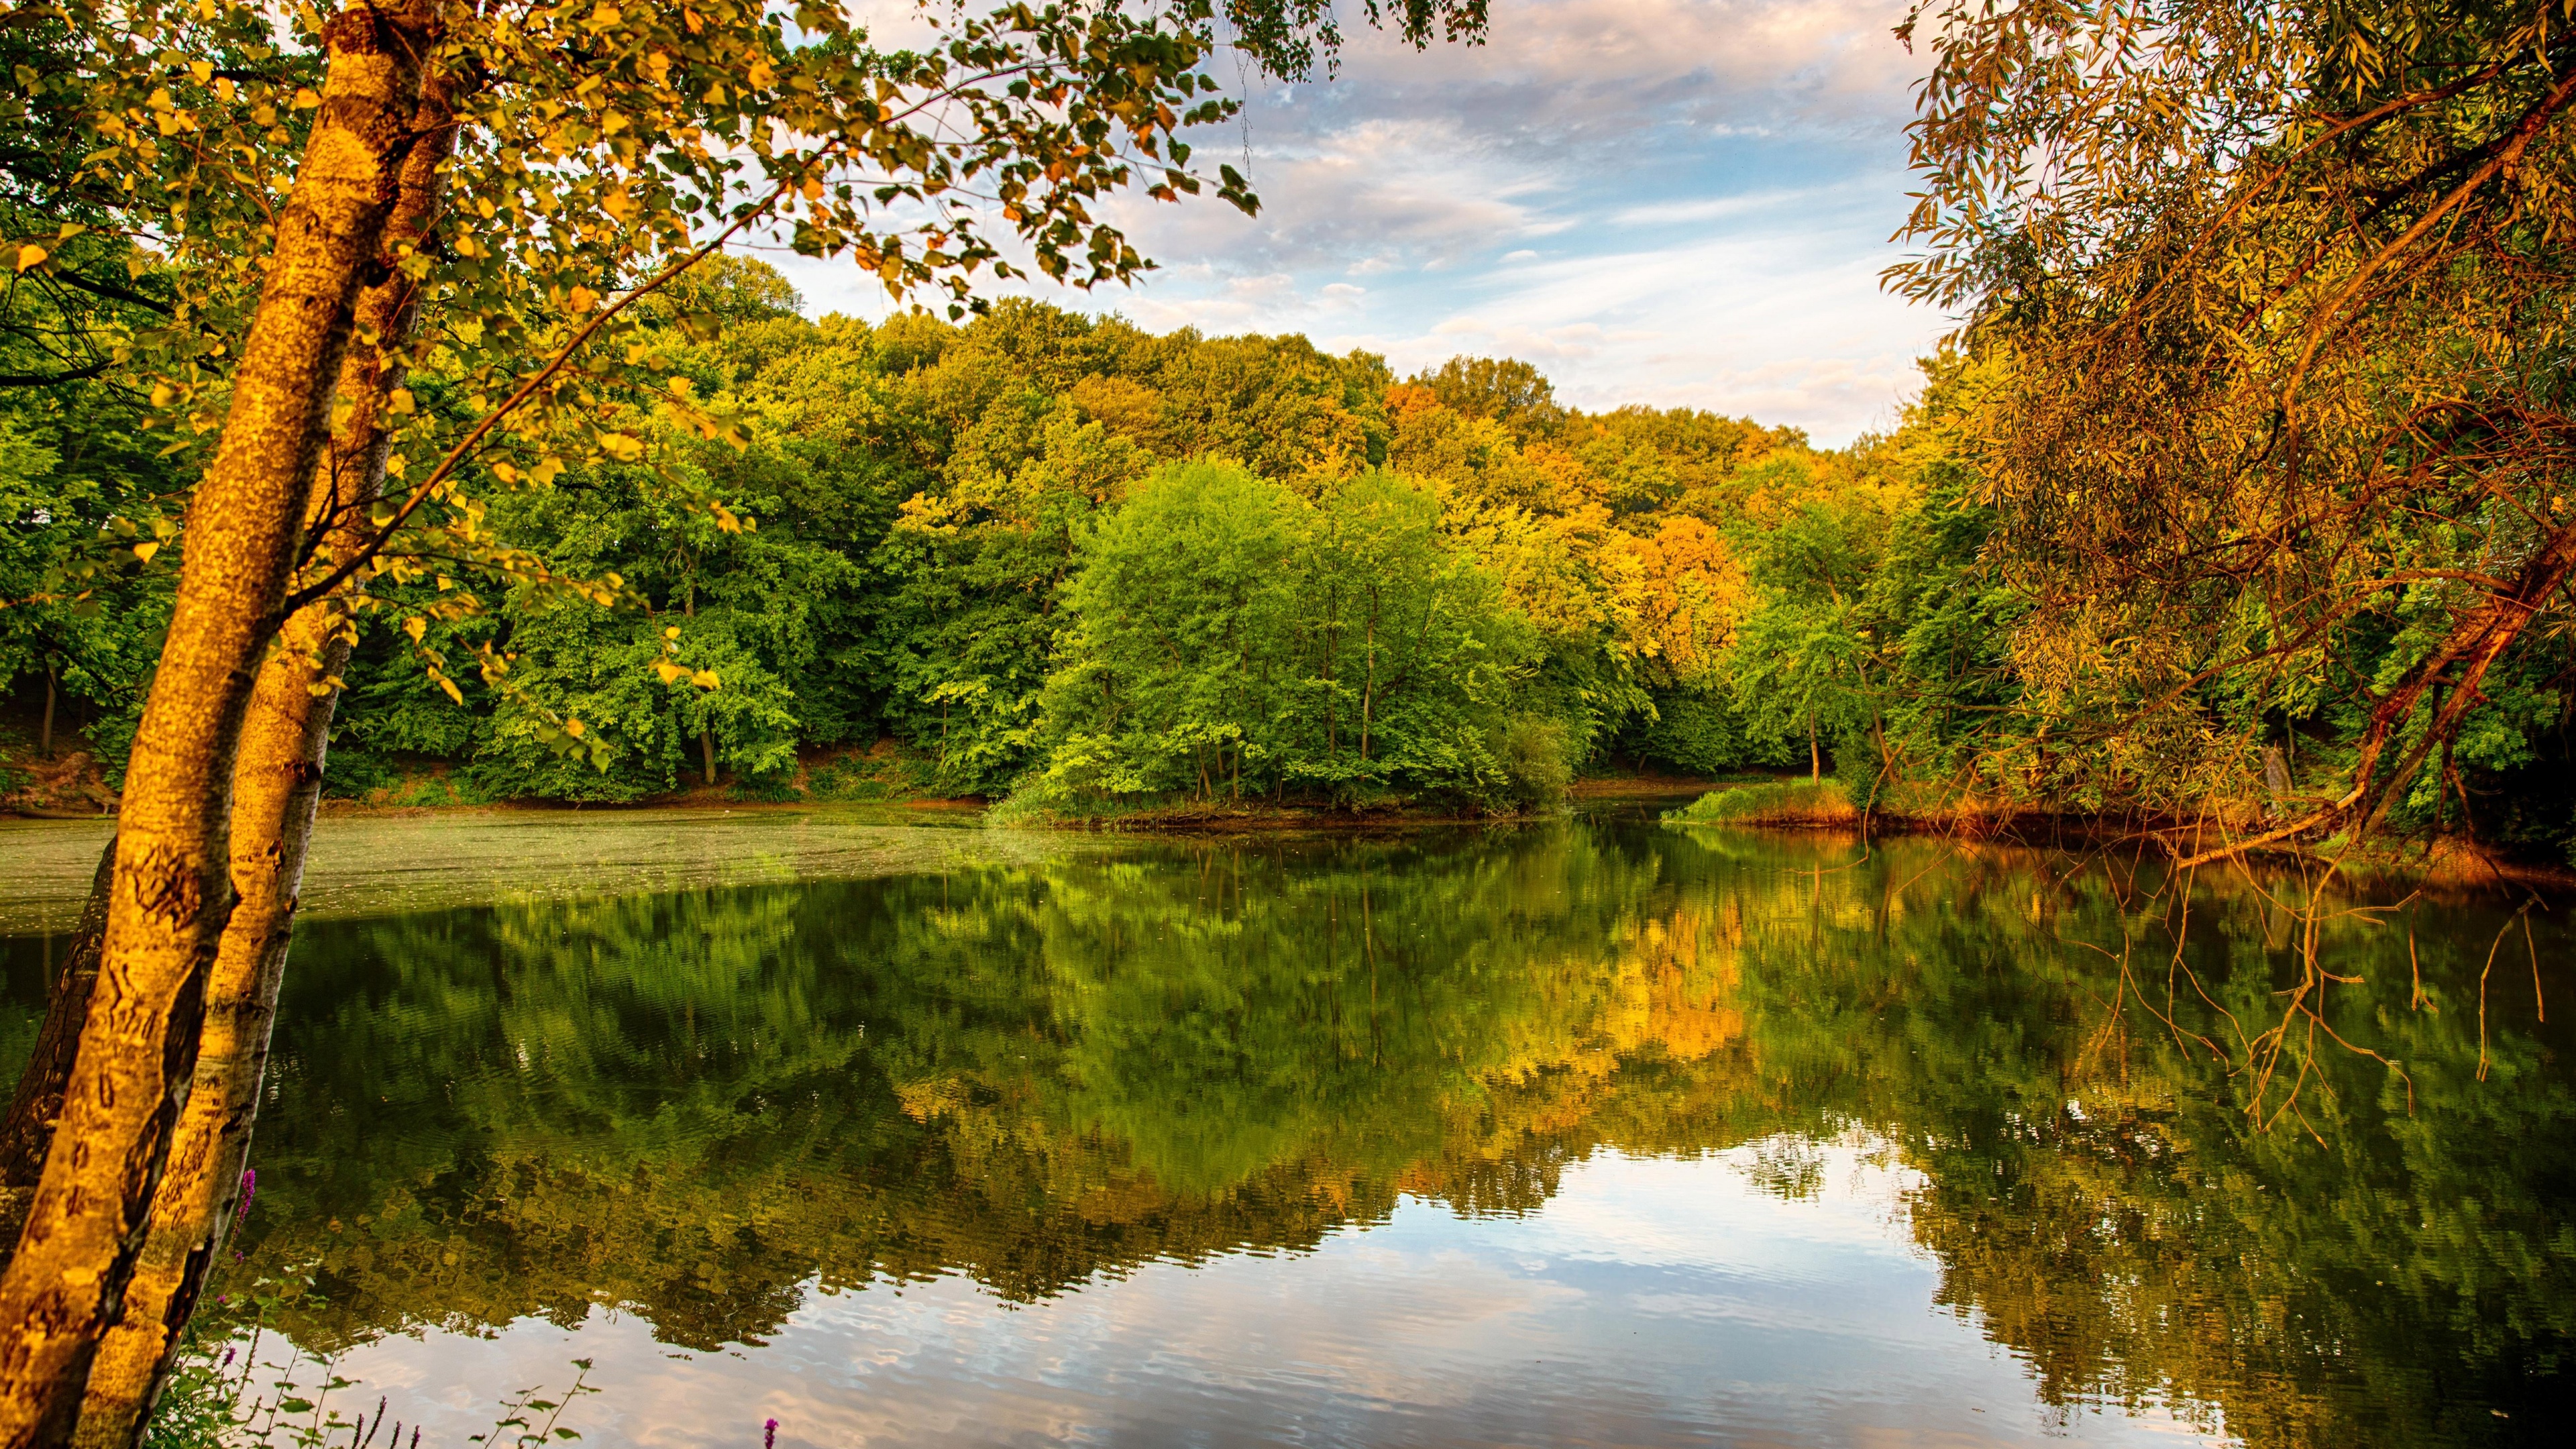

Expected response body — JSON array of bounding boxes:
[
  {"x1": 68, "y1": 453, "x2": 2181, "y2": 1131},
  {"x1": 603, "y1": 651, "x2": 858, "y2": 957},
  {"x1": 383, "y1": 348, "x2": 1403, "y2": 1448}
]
[
  {"x1": 1040, "y1": 461, "x2": 1303, "y2": 802},
  {"x1": 1728, "y1": 499, "x2": 1884, "y2": 780}
]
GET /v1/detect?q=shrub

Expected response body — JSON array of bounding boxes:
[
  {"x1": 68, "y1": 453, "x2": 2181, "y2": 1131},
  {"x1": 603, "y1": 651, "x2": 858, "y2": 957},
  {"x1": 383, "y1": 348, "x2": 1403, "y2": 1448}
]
[
  {"x1": 1663, "y1": 780, "x2": 1857, "y2": 826},
  {"x1": 1496, "y1": 716, "x2": 1572, "y2": 811}
]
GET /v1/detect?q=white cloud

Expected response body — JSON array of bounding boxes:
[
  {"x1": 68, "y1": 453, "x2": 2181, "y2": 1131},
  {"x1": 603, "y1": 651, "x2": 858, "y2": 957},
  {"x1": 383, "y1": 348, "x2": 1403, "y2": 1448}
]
[{"x1": 773, "y1": 1, "x2": 1951, "y2": 443}]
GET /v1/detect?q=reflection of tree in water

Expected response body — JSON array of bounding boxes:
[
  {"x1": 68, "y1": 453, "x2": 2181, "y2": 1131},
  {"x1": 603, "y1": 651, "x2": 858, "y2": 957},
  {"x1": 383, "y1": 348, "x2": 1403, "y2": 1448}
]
[{"x1": 177, "y1": 826, "x2": 2572, "y2": 1442}]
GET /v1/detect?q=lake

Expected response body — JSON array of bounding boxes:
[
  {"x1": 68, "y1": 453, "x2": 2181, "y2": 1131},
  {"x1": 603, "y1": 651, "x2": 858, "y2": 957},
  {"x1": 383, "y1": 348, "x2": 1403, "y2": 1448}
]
[{"x1": 2, "y1": 806, "x2": 2570, "y2": 1447}]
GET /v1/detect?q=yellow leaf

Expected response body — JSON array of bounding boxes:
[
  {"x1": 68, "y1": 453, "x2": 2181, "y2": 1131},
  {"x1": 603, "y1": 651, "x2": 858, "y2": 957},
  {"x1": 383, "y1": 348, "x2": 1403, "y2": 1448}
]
[
  {"x1": 438, "y1": 676, "x2": 464, "y2": 704},
  {"x1": 404, "y1": 616, "x2": 427, "y2": 641},
  {"x1": 292, "y1": 88, "x2": 321, "y2": 109},
  {"x1": 663, "y1": 625, "x2": 682, "y2": 640},
  {"x1": 386, "y1": 387, "x2": 416, "y2": 415},
  {"x1": 15, "y1": 244, "x2": 46, "y2": 272},
  {"x1": 564, "y1": 718, "x2": 586, "y2": 739},
  {"x1": 133, "y1": 541, "x2": 159, "y2": 564},
  {"x1": 568, "y1": 284, "x2": 598, "y2": 312},
  {"x1": 691, "y1": 669, "x2": 721, "y2": 690},
  {"x1": 654, "y1": 660, "x2": 686, "y2": 683}
]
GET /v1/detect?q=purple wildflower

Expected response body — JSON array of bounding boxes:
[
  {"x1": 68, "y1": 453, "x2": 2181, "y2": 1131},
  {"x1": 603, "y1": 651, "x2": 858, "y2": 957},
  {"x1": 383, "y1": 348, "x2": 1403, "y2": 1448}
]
[
  {"x1": 219, "y1": 1348, "x2": 235, "y2": 1370},
  {"x1": 764, "y1": 1419, "x2": 778, "y2": 1449},
  {"x1": 234, "y1": 1168, "x2": 257, "y2": 1227}
]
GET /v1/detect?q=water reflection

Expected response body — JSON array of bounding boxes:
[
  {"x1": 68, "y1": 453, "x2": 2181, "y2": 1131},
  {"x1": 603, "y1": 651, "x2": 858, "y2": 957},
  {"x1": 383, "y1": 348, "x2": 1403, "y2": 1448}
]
[{"x1": 2, "y1": 821, "x2": 2571, "y2": 1446}]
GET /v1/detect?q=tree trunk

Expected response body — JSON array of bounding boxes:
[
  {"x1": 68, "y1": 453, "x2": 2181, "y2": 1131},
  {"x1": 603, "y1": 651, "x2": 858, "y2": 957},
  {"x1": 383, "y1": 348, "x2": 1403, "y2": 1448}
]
[
  {"x1": 70, "y1": 57, "x2": 461, "y2": 1446},
  {"x1": 38, "y1": 661, "x2": 55, "y2": 759},
  {"x1": 682, "y1": 590, "x2": 714, "y2": 786},
  {"x1": 2174, "y1": 518, "x2": 2576, "y2": 866},
  {"x1": 1809, "y1": 711, "x2": 1820, "y2": 782},
  {"x1": 0, "y1": 841, "x2": 117, "y2": 1246},
  {"x1": 1360, "y1": 612, "x2": 1377, "y2": 763},
  {"x1": 1322, "y1": 625, "x2": 1335, "y2": 757},
  {"x1": 0, "y1": 7, "x2": 444, "y2": 1440}
]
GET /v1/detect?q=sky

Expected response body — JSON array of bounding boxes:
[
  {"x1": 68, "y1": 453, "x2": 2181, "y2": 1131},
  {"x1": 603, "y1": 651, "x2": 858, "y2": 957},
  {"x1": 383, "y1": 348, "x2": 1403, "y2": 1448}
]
[{"x1": 769, "y1": 1, "x2": 1952, "y2": 447}]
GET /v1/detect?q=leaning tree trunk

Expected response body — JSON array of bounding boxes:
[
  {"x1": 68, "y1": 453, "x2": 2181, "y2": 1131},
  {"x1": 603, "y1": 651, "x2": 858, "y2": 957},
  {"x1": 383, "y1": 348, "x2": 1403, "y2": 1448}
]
[
  {"x1": 0, "y1": 841, "x2": 117, "y2": 1248},
  {"x1": 2174, "y1": 515, "x2": 2576, "y2": 867},
  {"x1": 68, "y1": 61, "x2": 461, "y2": 1445},
  {"x1": 0, "y1": 5, "x2": 443, "y2": 1441}
]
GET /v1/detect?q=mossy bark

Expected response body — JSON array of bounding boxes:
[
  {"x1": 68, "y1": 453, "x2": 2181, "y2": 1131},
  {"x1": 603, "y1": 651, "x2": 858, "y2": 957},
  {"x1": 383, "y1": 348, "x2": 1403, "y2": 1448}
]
[{"x1": 0, "y1": 5, "x2": 445, "y2": 1441}]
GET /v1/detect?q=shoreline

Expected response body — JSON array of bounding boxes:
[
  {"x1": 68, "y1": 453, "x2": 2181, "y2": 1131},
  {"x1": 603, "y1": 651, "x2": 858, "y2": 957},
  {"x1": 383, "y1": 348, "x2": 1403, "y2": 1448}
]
[
  {"x1": 1661, "y1": 790, "x2": 2576, "y2": 895},
  {"x1": 13, "y1": 773, "x2": 2569, "y2": 892}
]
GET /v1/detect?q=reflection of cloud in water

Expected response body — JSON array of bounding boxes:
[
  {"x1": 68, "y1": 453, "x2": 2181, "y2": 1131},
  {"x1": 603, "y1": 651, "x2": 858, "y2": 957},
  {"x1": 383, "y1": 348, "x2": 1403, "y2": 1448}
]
[{"x1": 309, "y1": 1148, "x2": 2222, "y2": 1448}]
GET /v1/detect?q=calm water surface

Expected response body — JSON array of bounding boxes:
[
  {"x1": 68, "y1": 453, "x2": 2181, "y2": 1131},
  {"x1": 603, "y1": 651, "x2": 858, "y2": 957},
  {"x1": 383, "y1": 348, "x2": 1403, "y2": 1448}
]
[{"x1": 3, "y1": 808, "x2": 2571, "y2": 1448}]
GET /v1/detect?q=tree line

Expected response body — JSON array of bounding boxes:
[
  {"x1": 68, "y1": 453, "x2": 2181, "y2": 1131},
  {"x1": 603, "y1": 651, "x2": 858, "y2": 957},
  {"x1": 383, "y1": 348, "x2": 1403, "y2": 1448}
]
[
  {"x1": 31, "y1": 265, "x2": 2572, "y2": 853},
  {"x1": 9, "y1": 270, "x2": 1854, "y2": 814}
]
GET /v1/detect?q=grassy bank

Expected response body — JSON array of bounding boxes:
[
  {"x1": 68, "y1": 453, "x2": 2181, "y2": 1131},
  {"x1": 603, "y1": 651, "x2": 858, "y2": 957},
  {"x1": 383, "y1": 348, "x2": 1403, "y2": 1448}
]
[{"x1": 1662, "y1": 780, "x2": 1864, "y2": 827}]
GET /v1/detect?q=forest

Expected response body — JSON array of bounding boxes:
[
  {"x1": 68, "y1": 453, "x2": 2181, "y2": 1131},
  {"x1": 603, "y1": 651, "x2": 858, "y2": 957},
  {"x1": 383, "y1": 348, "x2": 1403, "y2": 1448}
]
[
  {"x1": 6, "y1": 3, "x2": 2575, "y2": 862},
  {"x1": 14, "y1": 263, "x2": 2576, "y2": 857},
  {"x1": 2, "y1": 258, "x2": 1839, "y2": 815}
]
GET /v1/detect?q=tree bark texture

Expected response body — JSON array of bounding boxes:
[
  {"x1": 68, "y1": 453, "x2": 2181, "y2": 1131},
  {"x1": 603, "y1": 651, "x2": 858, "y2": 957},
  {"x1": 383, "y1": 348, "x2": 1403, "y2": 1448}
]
[
  {"x1": 0, "y1": 6, "x2": 443, "y2": 1441},
  {"x1": 0, "y1": 841, "x2": 117, "y2": 1249},
  {"x1": 70, "y1": 58, "x2": 460, "y2": 1446}
]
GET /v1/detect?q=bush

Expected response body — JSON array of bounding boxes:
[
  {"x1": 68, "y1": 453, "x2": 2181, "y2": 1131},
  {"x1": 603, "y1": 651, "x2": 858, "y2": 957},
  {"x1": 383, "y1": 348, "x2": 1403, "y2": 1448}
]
[
  {"x1": 1496, "y1": 715, "x2": 1572, "y2": 811},
  {"x1": 1663, "y1": 779, "x2": 1856, "y2": 826}
]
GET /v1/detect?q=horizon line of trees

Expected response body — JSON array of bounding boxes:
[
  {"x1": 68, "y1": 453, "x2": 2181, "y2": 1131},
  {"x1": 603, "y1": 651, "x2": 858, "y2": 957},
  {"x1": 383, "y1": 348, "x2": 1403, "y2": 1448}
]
[{"x1": 13, "y1": 271, "x2": 2576, "y2": 857}]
